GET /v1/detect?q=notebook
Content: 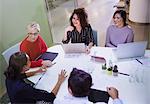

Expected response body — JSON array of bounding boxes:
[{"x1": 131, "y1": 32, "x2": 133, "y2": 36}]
[
  {"x1": 62, "y1": 43, "x2": 86, "y2": 53},
  {"x1": 114, "y1": 41, "x2": 147, "y2": 59},
  {"x1": 88, "y1": 88, "x2": 110, "y2": 103}
]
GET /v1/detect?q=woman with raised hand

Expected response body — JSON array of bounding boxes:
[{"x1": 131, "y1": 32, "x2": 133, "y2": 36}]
[
  {"x1": 4, "y1": 52, "x2": 67, "y2": 104},
  {"x1": 54, "y1": 68, "x2": 123, "y2": 104},
  {"x1": 62, "y1": 8, "x2": 94, "y2": 54}
]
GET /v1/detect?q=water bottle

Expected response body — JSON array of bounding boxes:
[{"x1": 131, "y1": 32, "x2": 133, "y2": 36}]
[{"x1": 107, "y1": 60, "x2": 113, "y2": 75}]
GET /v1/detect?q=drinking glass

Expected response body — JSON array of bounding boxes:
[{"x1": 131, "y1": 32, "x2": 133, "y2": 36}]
[{"x1": 129, "y1": 65, "x2": 144, "y2": 84}]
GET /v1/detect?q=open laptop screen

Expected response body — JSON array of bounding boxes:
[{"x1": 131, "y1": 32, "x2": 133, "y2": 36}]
[
  {"x1": 62, "y1": 43, "x2": 86, "y2": 53},
  {"x1": 115, "y1": 41, "x2": 147, "y2": 59}
]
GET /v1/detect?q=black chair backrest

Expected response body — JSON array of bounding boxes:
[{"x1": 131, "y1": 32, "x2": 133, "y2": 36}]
[{"x1": 93, "y1": 30, "x2": 98, "y2": 46}]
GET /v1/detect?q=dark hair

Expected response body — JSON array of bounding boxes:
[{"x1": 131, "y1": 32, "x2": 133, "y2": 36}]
[
  {"x1": 70, "y1": 8, "x2": 88, "y2": 29},
  {"x1": 113, "y1": 10, "x2": 127, "y2": 26},
  {"x1": 68, "y1": 68, "x2": 92, "y2": 97},
  {"x1": 4, "y1": 52, "x2": 27, "y2": 79}
]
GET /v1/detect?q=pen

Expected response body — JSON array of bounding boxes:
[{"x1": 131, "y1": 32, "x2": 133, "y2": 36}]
[
  {"x1": 35, "y1": 54, "x2": 42, "y2": 61},
  {"x1": 136, "y1": 59, "x2": 143, "y2": 65},
  {"x1": 34, "y1": 62, "x2": 56, "y2": 87},
  {"x1": 118, "y1": 72, "x2": 130, "y2": 76},
  {"x1": 34, "y1": 72, "x2": 45, "y2": 87},
  {"x1": 52, "y1": 62, "x2": 56, "y2": 65}
]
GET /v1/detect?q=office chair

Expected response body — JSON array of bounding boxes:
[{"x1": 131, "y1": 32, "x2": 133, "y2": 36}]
[
  {"x1": 93, "y1": 30, "x2": 98, "y2": 46},
  {"x1": 2, "y1": 43, "x2": 20, "y2": 64}
]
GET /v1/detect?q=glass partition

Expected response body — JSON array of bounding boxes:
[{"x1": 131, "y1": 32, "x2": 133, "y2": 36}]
[{"x1": 45, "y1": 0, "x2": 78, "y2": 44}]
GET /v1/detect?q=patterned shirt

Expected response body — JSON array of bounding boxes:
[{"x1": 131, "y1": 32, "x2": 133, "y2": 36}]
[{"x1": 62, "y1": 24, "x2": 94, "y2": 46}]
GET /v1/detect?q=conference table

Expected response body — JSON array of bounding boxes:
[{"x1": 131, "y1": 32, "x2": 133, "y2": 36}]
[{"x1": 28, "y1": 45, "x2": 150, "y2": 104}]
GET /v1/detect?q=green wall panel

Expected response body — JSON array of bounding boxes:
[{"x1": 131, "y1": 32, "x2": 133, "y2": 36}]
[{"x1": 0, "y1": 0, "x2": 53, "y2": 97}]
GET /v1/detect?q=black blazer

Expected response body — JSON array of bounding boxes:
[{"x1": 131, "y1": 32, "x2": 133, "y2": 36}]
[{"x1": 6, "y1": 78, "x2": 56, "y2": 104}]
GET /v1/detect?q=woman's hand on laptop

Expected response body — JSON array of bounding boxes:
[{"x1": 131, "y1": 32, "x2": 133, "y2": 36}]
[
  {"x1": 85, "y1": 46, "x2": 91, "y2": 54},
  {"x1": 42, "y1": 60, "x2": 53, "y2": 67},
  {"x1": 86, "y1": 42, "x2": 93, "y2": 54}
]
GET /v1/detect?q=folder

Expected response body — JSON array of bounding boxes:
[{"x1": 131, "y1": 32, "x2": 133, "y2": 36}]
[
  {"x1": 88, "y1": 88, "x2": 110, "y2": 103},
  {"x1": 36, "y1": 52, "x2": 58, "y2": 61}
]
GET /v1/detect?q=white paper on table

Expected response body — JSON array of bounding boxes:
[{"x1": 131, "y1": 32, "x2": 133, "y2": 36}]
[{"x1": 138, "y1": 58, "x2": 150, "y2": 67}]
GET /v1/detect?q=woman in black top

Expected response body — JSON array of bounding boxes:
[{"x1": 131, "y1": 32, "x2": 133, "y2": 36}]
[
  {"x1": 62, "y1": 8, "x2": 94, "y2": 54},
  {"x1": 4, "y1": 52, "x2": 67, "y2": 104}
]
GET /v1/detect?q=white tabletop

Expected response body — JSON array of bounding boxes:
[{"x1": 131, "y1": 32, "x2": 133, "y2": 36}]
[{"x1": 28, "y1": 45, "x2": 150, "y2": 104}]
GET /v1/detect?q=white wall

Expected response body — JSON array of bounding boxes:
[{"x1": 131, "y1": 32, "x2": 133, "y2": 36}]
[
  {"x1": 0, "y1": 0, "x2": 53, "y2": 97},
  {"x1": 129, "y1": 0, "x2": 150, "y2": 23}
]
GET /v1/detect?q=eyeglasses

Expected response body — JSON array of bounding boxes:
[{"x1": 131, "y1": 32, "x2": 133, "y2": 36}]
[{"x1": 28, "y1": 33, "x2": 38, "y2": 35}]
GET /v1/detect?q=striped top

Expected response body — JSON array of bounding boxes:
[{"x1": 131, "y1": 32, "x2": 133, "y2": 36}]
[{"x1": 62, "y1": 24, "x2": 94, "y2": 46}]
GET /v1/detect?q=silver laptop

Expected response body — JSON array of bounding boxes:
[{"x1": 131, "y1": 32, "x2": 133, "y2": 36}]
[
  {"x1": 62, "y1": 43, "x2": 86, "y2": 53},
  {"x1": 114, "y1": 41, "x2": 147, "y2": 59}
]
